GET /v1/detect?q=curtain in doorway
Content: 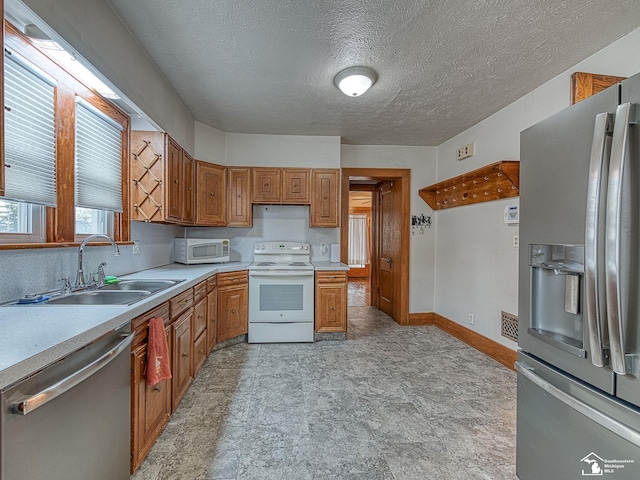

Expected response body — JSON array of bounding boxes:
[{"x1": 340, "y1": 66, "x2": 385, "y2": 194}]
[{"x1": 348, "y1": 213, "x2": 370, "y2": 266}]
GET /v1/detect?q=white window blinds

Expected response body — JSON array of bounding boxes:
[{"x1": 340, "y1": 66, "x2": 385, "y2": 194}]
[
  {"x1": 3, "y1": 49, "x2": 57, "y2": 206},
  {"x1": 74, "y1": 98, "x2": 123, "y2": 212}
]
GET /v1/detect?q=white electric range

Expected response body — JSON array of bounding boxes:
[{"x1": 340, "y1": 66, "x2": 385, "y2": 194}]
[{"x1": 248, "y1": 242, "x2": 315, "y2": 343}]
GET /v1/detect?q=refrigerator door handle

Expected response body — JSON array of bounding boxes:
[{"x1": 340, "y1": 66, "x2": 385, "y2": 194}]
[
  {"x1": 585, "y1": 112, "x2": 612, "y2": 368},
  {"x1": 605, "y1": 102, "x2": 635, "y2": 375},
  {"x1": 515, "y1": 361, "x2": 640, "y2": 447}
]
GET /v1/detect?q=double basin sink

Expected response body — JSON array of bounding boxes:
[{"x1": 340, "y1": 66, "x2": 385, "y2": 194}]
[{"x1": 11, "y1": 279, "x2": 184, "y2": 306}]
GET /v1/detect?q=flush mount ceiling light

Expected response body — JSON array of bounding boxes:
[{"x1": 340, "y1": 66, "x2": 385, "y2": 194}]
[{"x1": 334, "y1": 66, "x2": 377, "y2": 97}]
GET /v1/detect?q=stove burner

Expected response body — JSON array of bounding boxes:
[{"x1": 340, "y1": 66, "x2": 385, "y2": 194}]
[
  {"x1": 254, "y1": 262, "x2": 276, "y2": 266},
  {"x1": 289, "y1": 262, "x2": 309, "y2": 266}
]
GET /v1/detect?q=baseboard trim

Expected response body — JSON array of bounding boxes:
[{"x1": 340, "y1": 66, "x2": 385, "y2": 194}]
[{"x1": 408, "y1": 312, "x2": 516, "y2": 370}]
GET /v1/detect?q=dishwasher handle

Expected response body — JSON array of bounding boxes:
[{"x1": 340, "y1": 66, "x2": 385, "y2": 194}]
[{"x1": 11, "y1": 332, "x2": 134, "y2": 416}]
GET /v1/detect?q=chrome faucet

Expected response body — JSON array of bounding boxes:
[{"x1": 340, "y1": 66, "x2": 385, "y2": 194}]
[{"x1": 74, "y1": 235, "x2": 120, "y2": 289}]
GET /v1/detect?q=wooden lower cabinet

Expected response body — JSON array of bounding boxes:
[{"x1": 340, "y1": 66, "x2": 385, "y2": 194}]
[
  {"x1": 315, "y1": 271, "x2": 348, "y2": 332},
  {"x1": 130, "y1": 271, "x2": 247, "y2": 473},
  {"x1": 217, "y1": 271, "x2": 249, "y2": 342},
  {"x1": 131, "y1": 329, "x2": 171, "y2": 472}
]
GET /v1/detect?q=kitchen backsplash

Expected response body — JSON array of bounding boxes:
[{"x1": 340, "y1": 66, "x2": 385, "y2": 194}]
[
  {"x1": 0, "y1": 205, "x2": 338, "y2": 304},
  {"x1": 186, "y1": 205, "x2": 339, "y2": 261},
  {"x1": 0, "y1": 222, "x2": 182, "y2": 304}
]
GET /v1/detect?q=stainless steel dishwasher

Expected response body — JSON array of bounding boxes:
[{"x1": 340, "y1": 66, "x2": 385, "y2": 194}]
[{"x1": 0, "y1": 324, "x2": 133, "y2": 480}]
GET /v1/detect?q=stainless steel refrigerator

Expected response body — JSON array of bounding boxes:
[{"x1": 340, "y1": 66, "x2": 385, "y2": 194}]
[{"x1": 517, "y1": 72, "x2": 640, "y2": 479}]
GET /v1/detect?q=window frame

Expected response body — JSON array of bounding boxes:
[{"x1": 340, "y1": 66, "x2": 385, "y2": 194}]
[{"x1": 1, "y1": 21, "x2": 130, "y2": 247}]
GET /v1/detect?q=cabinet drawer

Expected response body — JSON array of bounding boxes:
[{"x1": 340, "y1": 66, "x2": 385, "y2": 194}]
[
  {"x1": 170, "y1": 289, "x2": 194, "y2": 318},
  {"x1": 206, "y1": 274, "x2": 217, "y2": 291},
  {"x1": 193, "y1": 281, "x2": 207, "y2": 302},
  {"x1": 217, "y1": 270, "x2": 248, "y2": 287},
  {"x1": 132, "y1": 302, "x2": 170, "y2": 346},
  {"x1": 315, "y1": 271, "x2": 347, "y2": 284}
]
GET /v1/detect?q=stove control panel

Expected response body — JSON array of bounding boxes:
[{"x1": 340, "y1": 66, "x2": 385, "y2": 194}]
[{"x1": 253, "y1": 242, "x2": 310, "y2": 254}]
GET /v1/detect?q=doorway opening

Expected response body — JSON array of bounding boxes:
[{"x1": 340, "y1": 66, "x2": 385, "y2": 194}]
[
  {"x1": 340, "y1": 168, "x2": 411, "y2": 325},
  {"x1": 348, "y1": 189, "x2": 372, "y2": 307}
]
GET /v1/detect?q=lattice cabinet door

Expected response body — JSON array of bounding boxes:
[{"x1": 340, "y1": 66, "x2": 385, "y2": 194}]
[{"x1": 131, "y1": 131, "x2": 167, "y2": 223}]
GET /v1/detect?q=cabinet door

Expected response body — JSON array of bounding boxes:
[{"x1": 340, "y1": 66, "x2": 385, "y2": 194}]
[
  {"x1": 207, "y1": 288, "x2": 218, "y2": 354},
  {"x1": 171, "y1": 309, "x2": 193, "y2": 411},
  {"x1": 130, "y1": 131, "x2": 167, "y2": 222},
  {"x1": 252, "y1": 168, "x2": 281, "y2": 203},
  {"x1": 195, "y1": 161, "x2": 227, "y2": 225},
  {"x1": 193, "y1": 331, "x2": 207, "y2": 377},
  {"x1": 182, "y1": 150, "x2": 194, "y2": 224},
  {"x1": 282, "y1": 168, "x2": 310, "y2": 204},
  {"x1": 166, "y1": 138, "x2": 183, "y2": 223},
  {"x1": 193, "y1": 297, "x2": 207, "y2": 340},
  {"x1": 131, "y1": 336, "x2": 171, "y2": 472},
  {"x1": 218, "y1": 284, "x2": 248, "y2": 341},
  {"x1": 315, "y1": 271, "x2": 347, "y2": 332},
  {"x1": 311, "y1": 169, "x2": 340, "y2": 227},
  {"x1": 227, "y1": 167, "x2": 252, "y2": 226}
]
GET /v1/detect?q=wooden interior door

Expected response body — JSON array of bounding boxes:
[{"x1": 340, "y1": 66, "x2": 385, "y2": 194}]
[{"x1": 376, "y1": 180, "x2": 401, "y2": 319}]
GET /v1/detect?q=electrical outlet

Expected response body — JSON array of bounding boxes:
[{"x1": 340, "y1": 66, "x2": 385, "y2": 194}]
[
  {"x1": 456, "y1": 143, "x2": 475, "y2": 160},
  {"x1": 513, "y1": 235, "x2": 519, "y2": 248},
  {"x1": 133, "y1": 240, "x2": 141, "y2": 255},
  {"x1": 468, "y1": 313, "x2": 475, "y2": 325}
]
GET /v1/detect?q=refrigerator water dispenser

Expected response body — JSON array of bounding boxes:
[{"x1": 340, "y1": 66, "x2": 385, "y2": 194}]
[{"x1": 529, "y1": 244, "x2": 586, "y2": 357}]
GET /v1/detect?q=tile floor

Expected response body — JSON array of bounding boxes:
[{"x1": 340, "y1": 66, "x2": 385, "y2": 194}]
[
  {"x1": 132, "y1": 307, "x2": 517, "y2": 480},
  {"x1": 347, "y1": 279, "x2": 370, "y2": 307}
]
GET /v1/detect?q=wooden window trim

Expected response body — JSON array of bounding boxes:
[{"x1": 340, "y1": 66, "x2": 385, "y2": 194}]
[{"x1": 1, "y1": 21, "x2": 130, "y2": 248}]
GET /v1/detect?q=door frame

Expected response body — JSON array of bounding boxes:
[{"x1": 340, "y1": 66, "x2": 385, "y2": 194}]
[{"x1": 340, "y1": 168, "x2": 411, "y2": 325}]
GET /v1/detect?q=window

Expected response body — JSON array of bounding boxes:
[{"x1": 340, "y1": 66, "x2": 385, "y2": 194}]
[{"x1": 1, "y1": 21, "x2": 130, "y2": 246}]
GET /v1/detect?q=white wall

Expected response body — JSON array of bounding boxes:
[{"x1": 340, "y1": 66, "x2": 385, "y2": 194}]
[
  {"x1": 434, "y1": 26, "x2": 640, "y2": 349},
  {"x1": 19, "y1": 0, "x2": 195, "y2": 152},
  {"x1": 340, "y1": 145, "x2": 438, "y2": 314},
  {"x1": 224, "y1": 133, "x2": 341, "y2": 167},
  {"x1": 194, "y1": 121, "x2": 226, "y2": 163}
]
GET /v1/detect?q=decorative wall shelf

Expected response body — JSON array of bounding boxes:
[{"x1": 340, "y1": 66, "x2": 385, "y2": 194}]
[{"x1": 419, "y1": 161, "x2": 519, "y2": 210}]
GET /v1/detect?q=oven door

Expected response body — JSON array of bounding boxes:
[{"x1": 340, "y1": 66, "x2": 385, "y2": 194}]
[{"x1": 249, "y1": 270, "x2": 315, "y2": 323}]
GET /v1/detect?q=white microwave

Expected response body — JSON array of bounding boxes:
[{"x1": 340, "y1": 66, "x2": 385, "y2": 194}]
[{"x1": 174, "y1": 238, "x2": 230, "y2": 264}]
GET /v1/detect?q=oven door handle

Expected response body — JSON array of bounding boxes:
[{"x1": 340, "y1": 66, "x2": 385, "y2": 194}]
[{"x1": 249, "y1": 270, "x2": 315, "y2": 277}]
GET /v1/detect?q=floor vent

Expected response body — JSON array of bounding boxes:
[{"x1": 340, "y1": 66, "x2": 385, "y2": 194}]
[{"x1": 501, "y1": 311, "x2": 518, "y2": 342}]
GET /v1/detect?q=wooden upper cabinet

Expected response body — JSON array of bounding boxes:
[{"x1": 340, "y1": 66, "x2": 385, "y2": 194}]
[
  {"x1": 227, "y1": 167, "x2": 252, "y2": 227},
  {"x1": 181, "y1": 150, "x2": 195, "y2": 224},
  {"x1": 571, "y1": 72, "x2": 626, "y2": 105},
  {"x1": 282, "y1": 168, "x2": 310, "y2": 204},
  {"x1": 166, "y1": 138, "x2": 182, "y2": 222},
  {"x1": 252, "y1": 168, "x2": 281, "y2": 203},
  {"x1": 130, "y1": 131, "x2": 194, "y2": 225},
  {"x1": 195, "y1": 161, "x2": 227, "y2": 226},
  {"x1": 310, "y1": 169, "x2": 340, "y2": 227},
  {"x1": 251, "y1": 167, "x2": 310, "y2": 204}
]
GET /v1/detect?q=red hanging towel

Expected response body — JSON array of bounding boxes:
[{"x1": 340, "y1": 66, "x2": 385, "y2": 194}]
[{"x1": 145, "y1": 317, "x2": 172, "y2": 385}]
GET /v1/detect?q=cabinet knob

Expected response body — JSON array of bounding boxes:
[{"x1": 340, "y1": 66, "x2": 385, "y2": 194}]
[
  {"x1": 182, "y1": 353, "x2": 189, "y2": 358},
  {"x1": 154, "y1": 385, "x2": 162, "y2": 392},
  {"x1": 330, "y1": 306, "x2": 335, "y2": 311},
  {"x1": 174, "y1": 180, "x2": 179, "y2": 184},
  {"x1": 323, "y1": 196, "x2": 328, "y2": 200},
  {"x1": 210, "y1": 192, "x2": 215, "y2": 197},
  {"x1": 231, "y1": 309, "x2": 236, "y2": 314},
  {"x1": 293, "y1": 183, "x2": 298, "y2": 187}
]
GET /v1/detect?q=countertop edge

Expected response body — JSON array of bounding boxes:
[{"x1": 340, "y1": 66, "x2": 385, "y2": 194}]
[{"x1": 0, "y1": 262, "x2": 250, "y2": 389}]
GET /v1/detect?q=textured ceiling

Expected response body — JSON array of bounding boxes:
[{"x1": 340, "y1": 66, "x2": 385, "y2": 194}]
[{"x1": 106, "y1": 0, "x2": 640, "y2": 146}]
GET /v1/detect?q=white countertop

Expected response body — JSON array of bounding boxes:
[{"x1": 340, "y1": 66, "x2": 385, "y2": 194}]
[{"x1": 0, "y1": 262, "x2": 250, "y2": 389}]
